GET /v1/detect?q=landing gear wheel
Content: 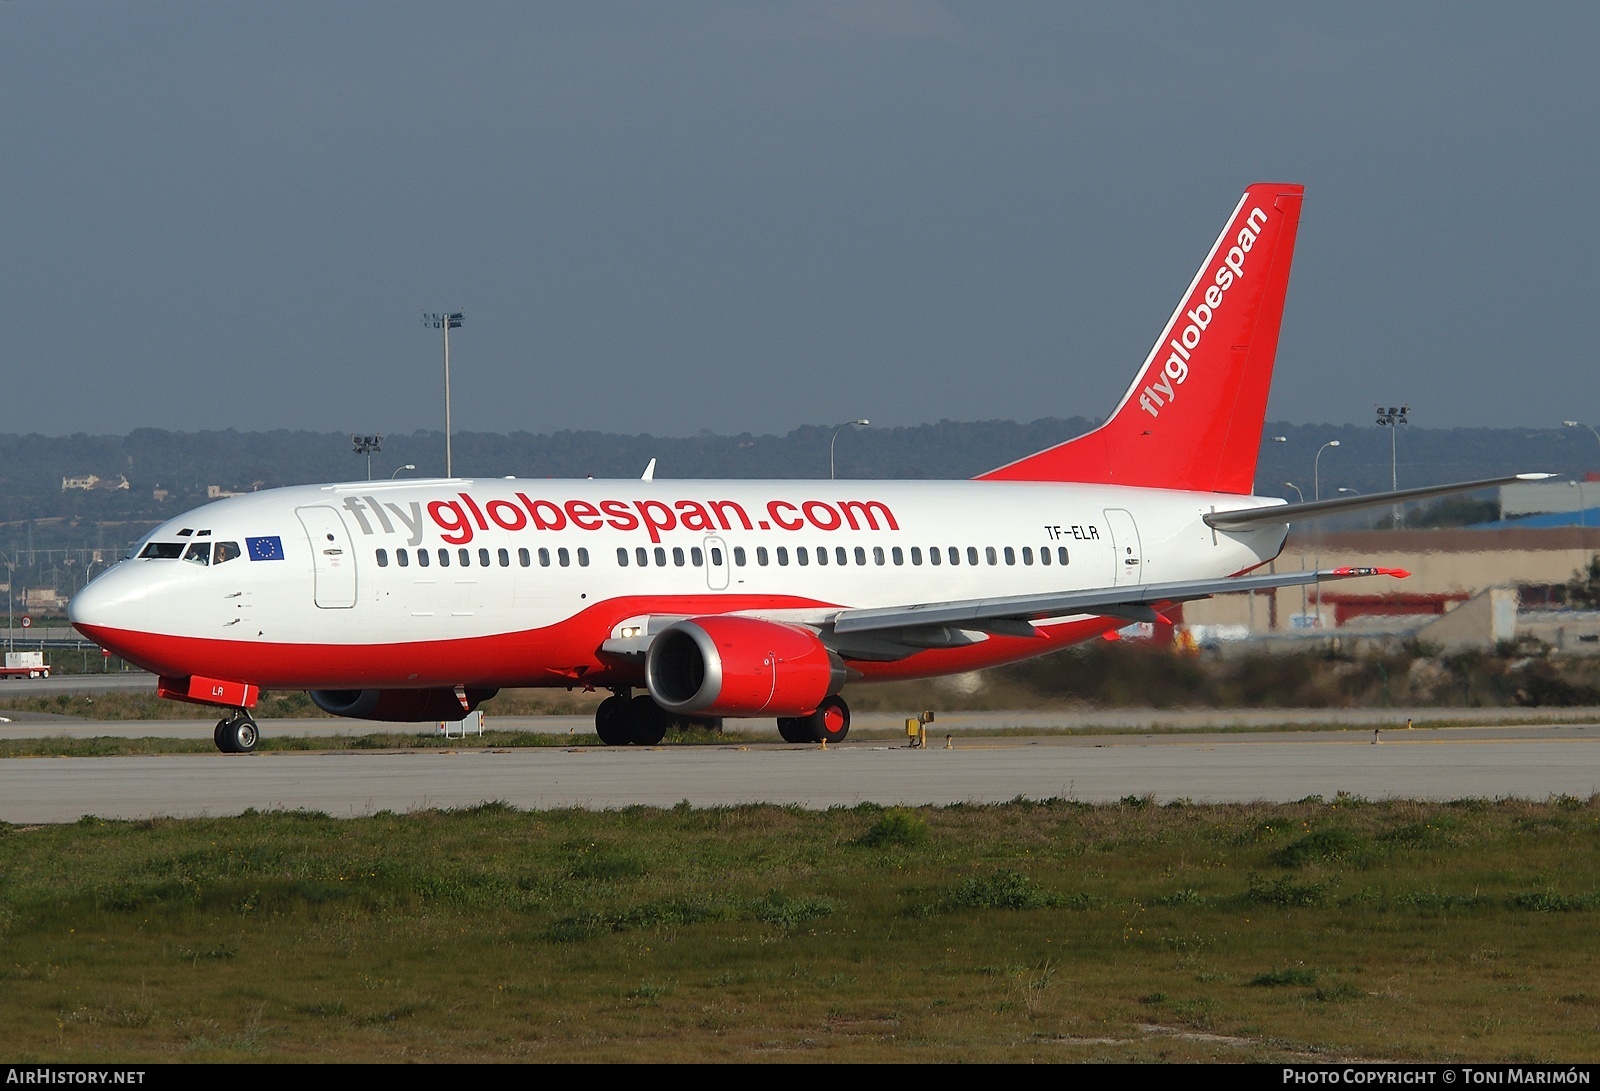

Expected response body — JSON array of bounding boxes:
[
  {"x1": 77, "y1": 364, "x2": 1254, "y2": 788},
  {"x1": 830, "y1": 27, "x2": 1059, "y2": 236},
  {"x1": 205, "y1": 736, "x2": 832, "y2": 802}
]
[
  {"x1": 625, "y1": 695, "x2": 670, "y2": 746},
  {"x1": 815, "y1": 695, "x2": 850, "y2": 743},
  {"x1": 214, "y1": 711, "x2": 259, "y2": 754},
  {"x1": 794, "y1": 695, "x2": 850, "y2": 744},
  {"x1": 776, "y1": 716, "x2": 816, "y2": 743},
  {"x1": 595, "y1": 694, "x2": 631, "y2": 746}
]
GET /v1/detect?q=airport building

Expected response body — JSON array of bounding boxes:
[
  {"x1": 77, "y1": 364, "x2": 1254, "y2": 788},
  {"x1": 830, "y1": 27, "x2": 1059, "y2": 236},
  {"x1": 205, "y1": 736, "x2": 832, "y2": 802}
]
[
  {"x1": 1179, "y1": 525, "x2": 1600, "y2": 652},
  {"x1": 1486, "y1": 476, "x2": 1600, "y2": 529}
]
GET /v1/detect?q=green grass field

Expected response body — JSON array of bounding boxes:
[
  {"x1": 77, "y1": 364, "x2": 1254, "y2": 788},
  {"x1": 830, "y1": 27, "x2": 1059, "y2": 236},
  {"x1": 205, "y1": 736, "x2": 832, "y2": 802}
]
[{"x1": 3, "y1": 797, "x2": 1598, "y2": 1062}]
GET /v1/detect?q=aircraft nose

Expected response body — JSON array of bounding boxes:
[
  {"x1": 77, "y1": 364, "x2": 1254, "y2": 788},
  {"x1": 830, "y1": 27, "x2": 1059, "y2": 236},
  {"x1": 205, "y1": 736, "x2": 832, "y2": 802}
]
[{"x1": 68, "y1": 564, "x2": 149, "y2": 637}]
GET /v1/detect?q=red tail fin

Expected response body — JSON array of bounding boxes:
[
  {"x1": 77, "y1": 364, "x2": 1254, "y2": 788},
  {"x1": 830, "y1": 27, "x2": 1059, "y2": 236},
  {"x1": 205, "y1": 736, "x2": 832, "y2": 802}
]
[{"x1": 978, "y1": 183, "x2": 1305, "y2": 494}]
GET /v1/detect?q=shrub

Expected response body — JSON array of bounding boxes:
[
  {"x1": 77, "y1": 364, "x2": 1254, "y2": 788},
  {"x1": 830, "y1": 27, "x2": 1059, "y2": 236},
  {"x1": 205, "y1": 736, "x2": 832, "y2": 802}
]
[
  {"x1": 1250, "y1": 967, "x2": 1318, "y2": 987},
  {"x1": 855, "y1": 808, "x2": 929, "y2": 848}
]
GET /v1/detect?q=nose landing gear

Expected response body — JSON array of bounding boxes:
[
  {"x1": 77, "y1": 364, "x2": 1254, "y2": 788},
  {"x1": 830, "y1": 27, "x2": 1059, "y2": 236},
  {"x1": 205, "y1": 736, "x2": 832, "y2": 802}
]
[{"x1": 214, "y1": 709, "x2": 259, "y2": 754}]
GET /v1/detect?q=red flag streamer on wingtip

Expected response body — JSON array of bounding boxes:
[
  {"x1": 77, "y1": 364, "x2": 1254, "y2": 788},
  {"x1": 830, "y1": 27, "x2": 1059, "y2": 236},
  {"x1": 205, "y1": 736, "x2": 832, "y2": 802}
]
[{"x1": 1329, "y1": 566, "x2": 1411, "y2": 579}]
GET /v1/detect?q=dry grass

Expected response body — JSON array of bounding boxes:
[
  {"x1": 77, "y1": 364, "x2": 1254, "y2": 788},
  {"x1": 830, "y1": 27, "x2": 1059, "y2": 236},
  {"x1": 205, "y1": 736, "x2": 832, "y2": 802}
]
[{"x1": 11, "y1": 644, "x2": 1600, "y2": 727}]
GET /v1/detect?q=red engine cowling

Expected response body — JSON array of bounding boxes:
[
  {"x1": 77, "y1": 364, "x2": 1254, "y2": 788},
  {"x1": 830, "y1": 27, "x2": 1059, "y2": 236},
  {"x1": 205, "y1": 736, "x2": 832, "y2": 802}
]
[
  {"x1": 308, "y1": 687, "x2": 498, "y2": 722},
  {"x1": 644, "y1": 615, "x2": 845, "y2": 717}
]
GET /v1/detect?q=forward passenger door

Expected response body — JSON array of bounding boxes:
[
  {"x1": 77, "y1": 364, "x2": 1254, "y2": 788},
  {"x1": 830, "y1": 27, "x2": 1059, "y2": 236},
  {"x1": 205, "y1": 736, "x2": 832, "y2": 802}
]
[{"x1": 295, "y1": 505, "x2": 358, "y2": 608}]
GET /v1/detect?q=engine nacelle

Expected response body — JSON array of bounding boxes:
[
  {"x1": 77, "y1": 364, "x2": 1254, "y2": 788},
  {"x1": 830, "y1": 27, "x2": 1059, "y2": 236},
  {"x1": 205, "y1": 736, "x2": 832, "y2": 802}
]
[
  {"x1": 645, "y1": 615, "x2": 845, "y2": 717},
  {"x1": 307, "y1": 687, "x2": 498, "y2": 722}
]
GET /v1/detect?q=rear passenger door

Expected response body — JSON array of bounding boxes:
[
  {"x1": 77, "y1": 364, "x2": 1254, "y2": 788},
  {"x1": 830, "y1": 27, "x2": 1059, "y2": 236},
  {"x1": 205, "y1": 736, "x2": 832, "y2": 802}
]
[{"x1": 1103, "y1": 508, "x2": 1144, "y2": 587}]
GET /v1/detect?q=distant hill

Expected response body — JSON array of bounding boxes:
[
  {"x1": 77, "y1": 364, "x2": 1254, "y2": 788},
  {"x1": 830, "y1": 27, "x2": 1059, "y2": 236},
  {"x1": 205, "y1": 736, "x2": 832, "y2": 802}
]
[
  {"x1": 2, "y1": 419, "x2": 1592, "y2": 605},
  {"x1": 1, "y1": 418, "x2": 1592, "y2": 526}
]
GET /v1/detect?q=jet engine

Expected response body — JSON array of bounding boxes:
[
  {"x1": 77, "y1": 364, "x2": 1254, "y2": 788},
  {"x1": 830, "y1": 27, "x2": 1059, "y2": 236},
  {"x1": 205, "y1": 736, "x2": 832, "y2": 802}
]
[
  {"x1": 308, "y1": 687, "x2": 498, "y2": 722},
  {"x1": 644, "y1": 615, "x2": 845, "y2": 717}
]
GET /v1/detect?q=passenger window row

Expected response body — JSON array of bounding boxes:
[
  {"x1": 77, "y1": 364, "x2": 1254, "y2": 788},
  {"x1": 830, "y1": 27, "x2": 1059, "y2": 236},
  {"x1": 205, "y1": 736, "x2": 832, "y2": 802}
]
[
  {"x1": 742, "y1": 544, "x2": 1070, "y2": 568},
  {"x1": 375, "y1": 542, "x2": 1068, "y2": 571},
  {"x1": 616, "y1": 545, "x2": 724, "y2": 568},
  {"x1": 377, "y1": 546, "x2": 590, "y2": 569}
]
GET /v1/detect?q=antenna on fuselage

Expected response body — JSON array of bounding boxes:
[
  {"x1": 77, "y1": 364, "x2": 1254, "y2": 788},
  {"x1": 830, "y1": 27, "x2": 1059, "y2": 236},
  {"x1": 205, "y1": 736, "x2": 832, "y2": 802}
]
[{"x1": 641, "y1": 458, "x2": 657, "y2": 482}]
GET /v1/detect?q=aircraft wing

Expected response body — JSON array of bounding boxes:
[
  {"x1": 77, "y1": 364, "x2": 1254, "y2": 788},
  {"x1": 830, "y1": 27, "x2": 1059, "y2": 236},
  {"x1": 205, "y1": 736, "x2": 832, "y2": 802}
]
[
  {"x1": 605, "y1": 567, "x2": 1408, "y2": 665},
  {"x1": 827, "y1": 565, "x2": 1406, "y2": 640}
]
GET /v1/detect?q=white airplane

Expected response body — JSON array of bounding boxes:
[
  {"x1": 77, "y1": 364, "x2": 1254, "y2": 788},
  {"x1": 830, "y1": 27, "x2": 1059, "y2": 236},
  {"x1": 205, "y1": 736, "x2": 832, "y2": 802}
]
[{"x1": 68, "y1": 183, "x2": 1546, "y2": 753}]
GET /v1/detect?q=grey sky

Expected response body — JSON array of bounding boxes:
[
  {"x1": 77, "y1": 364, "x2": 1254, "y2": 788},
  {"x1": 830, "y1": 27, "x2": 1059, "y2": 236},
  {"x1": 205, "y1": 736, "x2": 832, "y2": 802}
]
[{"x1": 4, "y1": 3, "x2": 1596, "y2": 438}]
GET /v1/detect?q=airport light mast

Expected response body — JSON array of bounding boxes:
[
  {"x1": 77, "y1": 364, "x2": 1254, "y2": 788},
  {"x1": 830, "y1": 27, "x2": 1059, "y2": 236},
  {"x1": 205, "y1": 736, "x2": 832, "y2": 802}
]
[
  {"x1": 423, "y1": 312, "x2": 465, "y2": 477},
  {"x1": 351, "y1": 434, "x2": 382, "y2": 481},
  {"x1": 1376, "y1": 404, "x2": 1409, "y2": 527}
]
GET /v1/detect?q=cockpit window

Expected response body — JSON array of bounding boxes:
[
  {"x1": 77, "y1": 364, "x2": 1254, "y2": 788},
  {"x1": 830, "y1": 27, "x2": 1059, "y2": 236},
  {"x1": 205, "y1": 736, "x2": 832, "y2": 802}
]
[
  {"x1": 183, "y1": 542, "x2": 210, "y2": 566},
  {"x1": 139, "y1": 542, "x2": 185, "y2": 560},
  {"x1": 213, "y1": 541, "x2": 240, "y2": 565}
]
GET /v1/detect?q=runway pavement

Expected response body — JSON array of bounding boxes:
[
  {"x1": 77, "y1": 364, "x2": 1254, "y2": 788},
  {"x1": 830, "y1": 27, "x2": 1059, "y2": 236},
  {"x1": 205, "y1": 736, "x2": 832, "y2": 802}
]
[
  {"x1": 2, "y1": 719, "x2": 1597, "y2": 823},
  {"x1": 0, "y1": 671, "x2": 157, "y2": 698},
  {"x1": 4, "y1": 704, "x2": 1597, "y2": 739}
]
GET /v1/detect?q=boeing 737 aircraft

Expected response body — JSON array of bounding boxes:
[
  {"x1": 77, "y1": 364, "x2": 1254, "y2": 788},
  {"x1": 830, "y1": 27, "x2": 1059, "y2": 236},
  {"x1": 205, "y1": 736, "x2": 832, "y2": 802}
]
[{"x1": 68, "y1": 183, "x2": 1545, "y2": 753}]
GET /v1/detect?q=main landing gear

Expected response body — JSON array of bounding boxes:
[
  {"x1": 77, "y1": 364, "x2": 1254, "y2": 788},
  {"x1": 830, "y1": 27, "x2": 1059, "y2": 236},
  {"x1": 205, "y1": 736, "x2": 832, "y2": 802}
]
[
  {"x1": 777, "y1": 694, "x2": 851, "y2": 745},
  {"x1": 595, "y1": 692, "x2": 667, "y2": 746},
  {"x1": 214, "y1": 709, "x2": 259, "y2": 754},
  {"x1": 592, "y1": 691, "x2": 850, "y2": 746},
  {"x1": 593, "y1": 691, "x2": 724, "y2": 746}
]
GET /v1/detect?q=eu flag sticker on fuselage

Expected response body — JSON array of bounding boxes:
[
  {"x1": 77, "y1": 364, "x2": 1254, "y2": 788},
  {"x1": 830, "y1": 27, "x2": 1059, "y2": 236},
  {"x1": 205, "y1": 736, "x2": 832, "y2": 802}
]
[{"x1": 247, "y1": 536, "x2": 285, "y2": 561}]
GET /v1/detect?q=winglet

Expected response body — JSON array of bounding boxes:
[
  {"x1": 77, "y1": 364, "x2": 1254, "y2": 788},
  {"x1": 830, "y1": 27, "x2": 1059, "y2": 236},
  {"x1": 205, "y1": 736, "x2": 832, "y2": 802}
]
[{"x1": 1331, "y1": 565, "x2": 1410, "y2": 579}]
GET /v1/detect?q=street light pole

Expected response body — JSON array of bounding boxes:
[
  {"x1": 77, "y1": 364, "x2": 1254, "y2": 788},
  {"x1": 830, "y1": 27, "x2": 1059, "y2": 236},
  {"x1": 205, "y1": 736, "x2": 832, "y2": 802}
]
[
  {"x1": 1562, "y1": 422, "x2": 1600, "y2": 516},
  {"x1": 391, "y1": 464, "x2": 417, "y2": 479},
  {"x1": 830, "y1": 419, "x2": 870, "y2": 479},
  {"x1": 1313, "y1": 440, "x2": 1341, "y2": 501},
  {"x1": 1563, "y1": 420, "x2": 1600, "y2": 454},
  {"x1": 424, "y1": 312, "x2": 465, "y2": 476},
  {"x1": 1, "y1": 549, "x2": 13, "y2": 653},
  {"x1": 1279, "y1": 484, "x2": 1306, "y2": 622}
]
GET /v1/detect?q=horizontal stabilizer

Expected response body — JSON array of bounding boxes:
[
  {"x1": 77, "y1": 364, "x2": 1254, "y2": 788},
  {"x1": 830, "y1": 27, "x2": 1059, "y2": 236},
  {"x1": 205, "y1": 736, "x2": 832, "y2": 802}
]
[{"x1": 1204, "y1": 473, "x2": 1555, "y2": 532}]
